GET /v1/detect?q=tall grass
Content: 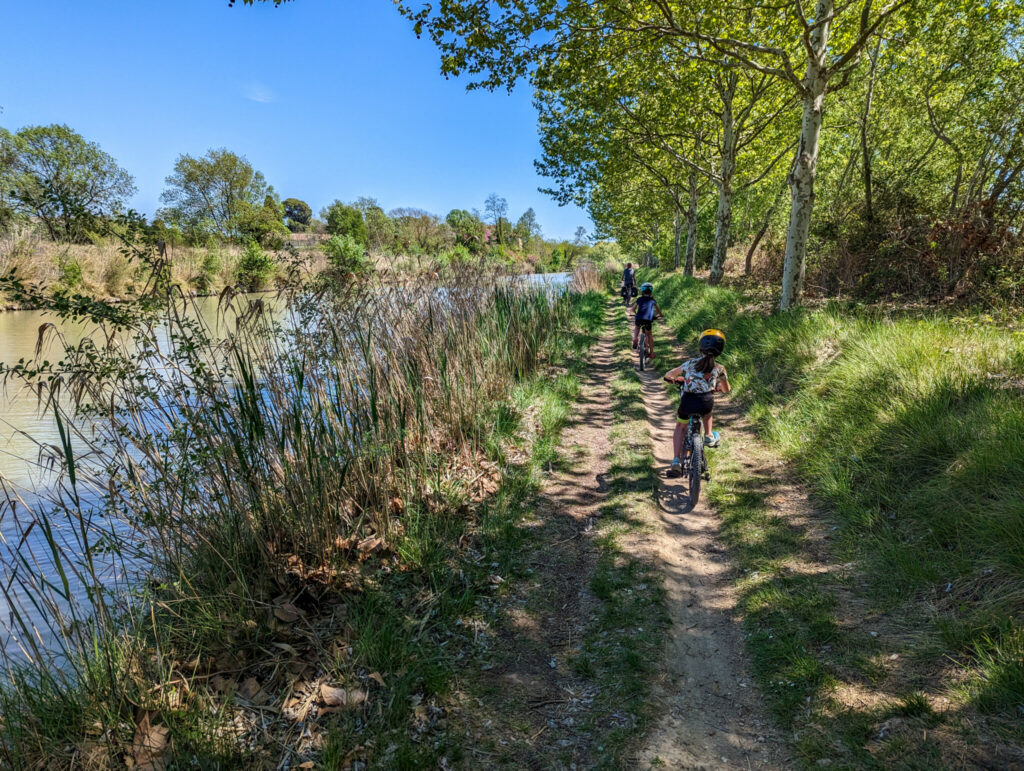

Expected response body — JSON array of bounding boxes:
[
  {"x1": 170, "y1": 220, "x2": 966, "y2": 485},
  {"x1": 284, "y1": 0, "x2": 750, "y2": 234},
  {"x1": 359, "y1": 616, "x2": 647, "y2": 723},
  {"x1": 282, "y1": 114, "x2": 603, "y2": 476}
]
[
  {"x1": 0, "y1": 264, "x2": 585, "y2": 765},
  {"x1": 645, "y1": 270, "x2": 1024, "y2": 721}
]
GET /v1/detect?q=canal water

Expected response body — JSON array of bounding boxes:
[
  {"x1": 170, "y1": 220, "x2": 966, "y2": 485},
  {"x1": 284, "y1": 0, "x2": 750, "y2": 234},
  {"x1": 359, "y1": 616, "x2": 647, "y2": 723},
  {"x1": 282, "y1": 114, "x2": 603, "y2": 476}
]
[{"x1": 0, "y1": 273, "x2": 571, "y2": 659}]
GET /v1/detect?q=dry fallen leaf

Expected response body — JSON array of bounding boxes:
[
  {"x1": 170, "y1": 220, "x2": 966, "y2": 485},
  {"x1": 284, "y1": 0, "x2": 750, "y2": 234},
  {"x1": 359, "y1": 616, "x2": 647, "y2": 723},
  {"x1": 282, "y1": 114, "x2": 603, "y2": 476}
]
[
  {"x1": 210, "y1": 675, "x2": 233, "y2": 694},
  {"x1": 357, "y1": 536, "x2": 384, "y2": 555},
  {"x1": 319, "y1": 683, "x2": 368, "y2": 710},
  {"x1": 273, "y1": 602, "x2": 303, "y2": 623},
  {"x1": 412, "y1": 704, "x2": 430, "y2": 727},
  {"x1": 298, "y1": 763, "x2": 315, "y2": 769},
  {"x1": 239, "y1": 677, "x2": 261, "y2": 701},
  {"x1": 367, "y1": 671, "x2": 386, "y2": 688},
  {"x1": 132, "y1": 713, "x2": 170, "y2": 771}
]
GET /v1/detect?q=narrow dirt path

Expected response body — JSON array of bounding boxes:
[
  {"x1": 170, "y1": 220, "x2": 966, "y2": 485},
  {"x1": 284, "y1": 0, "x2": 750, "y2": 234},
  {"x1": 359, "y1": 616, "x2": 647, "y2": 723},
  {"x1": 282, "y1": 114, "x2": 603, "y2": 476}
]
[
  {"x1": 629, "y1": 322, "x2": 787, "y2": 769},
  {"x1": 455, "y1": 322, "x2": 618, "y2": 767}
]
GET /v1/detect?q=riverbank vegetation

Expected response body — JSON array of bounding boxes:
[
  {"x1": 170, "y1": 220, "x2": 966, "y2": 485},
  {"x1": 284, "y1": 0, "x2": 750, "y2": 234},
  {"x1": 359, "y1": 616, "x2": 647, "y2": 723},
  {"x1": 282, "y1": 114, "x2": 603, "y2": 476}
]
[
  {"x1": 0, "y1": 261, "x2": 603, "y2": 767},
  {"x1": 647, "y1": 270, "x2": 1024, "y2": 764},
  {"x1": 0, "y1": 124, "x2": 612, "y2": 308}
]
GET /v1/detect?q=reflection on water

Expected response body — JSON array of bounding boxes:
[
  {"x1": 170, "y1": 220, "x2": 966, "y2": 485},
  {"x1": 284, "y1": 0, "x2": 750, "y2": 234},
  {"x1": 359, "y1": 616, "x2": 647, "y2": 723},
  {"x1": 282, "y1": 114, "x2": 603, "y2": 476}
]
[
  {"x1": 0, "y1": 277, "x2": 568, "y2": 490},
  {"x1": 0, "y1": 274, "x2": 570, "y2": 659},
  {"x1": 0, "y1": 294, "x2": 280, "y2": 493},
  {"x1": 0, "y1": 293, "x2": 286, "y2": 659}
]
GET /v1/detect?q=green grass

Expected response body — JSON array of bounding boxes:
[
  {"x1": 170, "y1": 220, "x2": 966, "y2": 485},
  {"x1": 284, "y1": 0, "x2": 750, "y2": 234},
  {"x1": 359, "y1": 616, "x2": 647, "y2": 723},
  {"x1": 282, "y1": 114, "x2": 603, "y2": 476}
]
[
  {"x1": 314, "y1": 289, "x2": 607, "y2": 768},
  {"x1": 564, "y1": 308, "x2": 669, "y2": 767},
  {"x1": 641, "y1": 269, "x2": 1024, "y2": 765},
  {"x1": 0, "y1": 269, "x2": 608, "y2": 768}
]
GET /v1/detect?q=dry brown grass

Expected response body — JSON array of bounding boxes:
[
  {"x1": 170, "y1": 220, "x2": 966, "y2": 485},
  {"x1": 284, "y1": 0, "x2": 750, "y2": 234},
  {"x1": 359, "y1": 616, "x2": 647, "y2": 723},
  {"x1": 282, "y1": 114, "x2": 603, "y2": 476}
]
[{"x1": 0, "y1": 230, "x2": 339, "y2": 306}]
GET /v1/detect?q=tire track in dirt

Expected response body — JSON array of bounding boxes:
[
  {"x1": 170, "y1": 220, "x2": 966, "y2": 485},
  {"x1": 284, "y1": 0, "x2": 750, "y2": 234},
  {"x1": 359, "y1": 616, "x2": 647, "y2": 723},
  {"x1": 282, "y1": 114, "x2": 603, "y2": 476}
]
[
  {"x1": 454, "y1": 319, "x2": 618, "y2": 768},
  {"x1": 629, "y1": 321, "x2": 787, "y2": 770}
]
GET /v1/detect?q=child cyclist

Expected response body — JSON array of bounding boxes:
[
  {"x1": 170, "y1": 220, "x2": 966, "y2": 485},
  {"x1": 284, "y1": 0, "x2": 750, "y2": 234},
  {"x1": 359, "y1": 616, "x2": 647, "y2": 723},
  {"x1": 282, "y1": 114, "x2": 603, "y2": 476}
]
[
  {"x1": 630, "y1": 282, "x2": 664, "y2": 361},
  {"x1": 663, "y1": 329, "x2": 730, "y2": 477}
]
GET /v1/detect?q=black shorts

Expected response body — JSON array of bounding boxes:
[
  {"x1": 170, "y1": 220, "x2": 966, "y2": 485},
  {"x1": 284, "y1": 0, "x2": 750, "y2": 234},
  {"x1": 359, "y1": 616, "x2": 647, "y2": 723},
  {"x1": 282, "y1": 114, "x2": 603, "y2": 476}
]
[
  {"x1": 677, "y1": 392, "x2": 714, "y2": 422},
  {"x1": 635, "y1": 319, "x2": 653, "y2": 331}
]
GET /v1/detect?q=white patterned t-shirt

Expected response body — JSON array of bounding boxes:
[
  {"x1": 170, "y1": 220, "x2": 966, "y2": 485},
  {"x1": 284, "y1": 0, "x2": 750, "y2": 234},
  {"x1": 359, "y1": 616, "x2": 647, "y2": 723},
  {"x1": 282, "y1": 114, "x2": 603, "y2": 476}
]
[{"x1": 678, "y1": 358, "x2": 725, "y2": 394}]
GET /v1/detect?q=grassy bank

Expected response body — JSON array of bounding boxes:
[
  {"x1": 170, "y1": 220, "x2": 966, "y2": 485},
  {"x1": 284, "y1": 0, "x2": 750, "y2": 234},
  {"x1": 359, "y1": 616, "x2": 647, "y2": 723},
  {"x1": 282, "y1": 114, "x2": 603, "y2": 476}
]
[
  {"x1": 0, "y1": 228, "x2": 313, "y2": 304},
  {"x1": 0, "y1": 266, "x2": 604, "y2": 767},
  {"x1": 644, "y1": 270, "x2": 1024, "y2": 765}
]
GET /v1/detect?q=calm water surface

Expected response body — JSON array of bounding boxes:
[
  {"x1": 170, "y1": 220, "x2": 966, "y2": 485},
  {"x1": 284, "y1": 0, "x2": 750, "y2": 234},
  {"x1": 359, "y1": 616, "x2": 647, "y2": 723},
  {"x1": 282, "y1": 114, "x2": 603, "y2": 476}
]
[{"x1": 0, "y1": 274, "x2": 569, "y2": 657}]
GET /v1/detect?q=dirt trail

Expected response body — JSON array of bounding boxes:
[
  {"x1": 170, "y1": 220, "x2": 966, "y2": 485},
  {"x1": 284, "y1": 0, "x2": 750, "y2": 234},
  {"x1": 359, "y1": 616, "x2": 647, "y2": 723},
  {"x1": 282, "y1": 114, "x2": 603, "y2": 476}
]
[
  {"x1": 457, "y1": 322, "x2": 618, "y2": 767},
  {"x1": 629, "y1": 324, "x2": 787, "y2": 769},
  {"x1": 455, "y1": 311, "x2": 787, "y2": 768}
]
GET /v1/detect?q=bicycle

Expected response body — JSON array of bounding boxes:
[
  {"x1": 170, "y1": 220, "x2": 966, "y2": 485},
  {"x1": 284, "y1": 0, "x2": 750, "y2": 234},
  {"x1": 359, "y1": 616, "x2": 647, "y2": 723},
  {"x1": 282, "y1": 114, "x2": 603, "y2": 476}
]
[
  {"x1": 632, "y1": 315, "x2": 661, "y2": 372},
  {"x1": 666, "y1": 377, "x2": 712, "y2": 503},
  {"x1": 620, "y1": 283, "x2": 637, "y2": 305},
  {"x1": 680, "y1": 412, "x2": 710, "y2": 504}
]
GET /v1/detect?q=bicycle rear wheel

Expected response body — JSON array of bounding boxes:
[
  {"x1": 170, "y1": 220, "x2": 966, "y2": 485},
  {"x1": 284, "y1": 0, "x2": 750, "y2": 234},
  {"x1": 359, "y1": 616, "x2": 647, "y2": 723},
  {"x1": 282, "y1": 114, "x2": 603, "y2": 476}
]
[
  {"x1": 638, "y1": 342, "x2": 647, "y2": 371},
  {"x1": 688, "y1": 432, "x2": 703, "y2": 505}
]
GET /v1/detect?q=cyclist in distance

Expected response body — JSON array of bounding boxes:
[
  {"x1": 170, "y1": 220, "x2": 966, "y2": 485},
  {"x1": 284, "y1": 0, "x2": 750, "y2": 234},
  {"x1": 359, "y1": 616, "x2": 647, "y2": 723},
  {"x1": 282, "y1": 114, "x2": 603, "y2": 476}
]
[
  {"x1": 663, "y1": 329, "x2": 730, "y2": 478},
  {"x1": 622, "y1": 262, "x2": 635, "y2": 291},
  {"x1": 620, "y1": 262, "x2": 637, "y2": 304},
  {"x1": 630, "y1": 282, "x2": 664, "y2": 361}
]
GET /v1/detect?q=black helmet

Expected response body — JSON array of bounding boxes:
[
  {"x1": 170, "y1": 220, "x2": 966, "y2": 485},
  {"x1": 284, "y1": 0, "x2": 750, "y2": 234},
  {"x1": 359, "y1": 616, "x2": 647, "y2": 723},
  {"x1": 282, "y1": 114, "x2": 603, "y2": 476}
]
[{"x1": 698, "y1": 328, "x2": 726, "y2": 356}]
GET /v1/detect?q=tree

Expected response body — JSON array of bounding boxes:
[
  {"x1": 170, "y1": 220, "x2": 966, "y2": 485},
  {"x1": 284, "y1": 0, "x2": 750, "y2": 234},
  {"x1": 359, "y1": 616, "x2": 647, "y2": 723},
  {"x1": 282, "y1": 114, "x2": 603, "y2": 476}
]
[
  {"x1": 398, "y1": 0, "x2": 922, "y2": 308},
  {"x1": 282, "y1": 198, "x2": 312, "y2": 231},
  {"x1": 389, "y1": 207, "x2": 451, "y2": 253},
  {"x1": 446, "y1": 208, "x2": 485, "y2": 251},
  {"x1": 159, "y1": 148, "x2": 270, "y2": 241},
  {"x1": 236, "y1": 192, "x2": 289, "y2": 249},
  {"x1": 483, "y1": 193, "x2": 509, "y2": 244},
  {"x1": 0, "y1": 124, "x2": 135, "y2": 242},
  {"x1": 321, "y1": 200, "x2": 368, "y2": 244},
  {"x1": 513, "y1": 208, "x2": 541, "y2": 250},
  {"x1": 351, "y1": 197, "x2": 396, "y2": 253}
]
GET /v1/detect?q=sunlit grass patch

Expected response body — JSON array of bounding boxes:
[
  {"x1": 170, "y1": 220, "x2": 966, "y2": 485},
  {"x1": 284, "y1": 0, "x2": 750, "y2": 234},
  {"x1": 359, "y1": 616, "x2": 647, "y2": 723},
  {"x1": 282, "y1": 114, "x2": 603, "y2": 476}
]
[{"x1": 647, "y1": 267, "x2": 1024, "y2": 761}]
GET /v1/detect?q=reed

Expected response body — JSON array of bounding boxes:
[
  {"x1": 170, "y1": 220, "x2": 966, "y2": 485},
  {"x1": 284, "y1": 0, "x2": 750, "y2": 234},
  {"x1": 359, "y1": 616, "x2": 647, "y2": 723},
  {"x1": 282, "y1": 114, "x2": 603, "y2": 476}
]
[{"x1": 0, "y1": 263, "x2": 589, "y2": 765}]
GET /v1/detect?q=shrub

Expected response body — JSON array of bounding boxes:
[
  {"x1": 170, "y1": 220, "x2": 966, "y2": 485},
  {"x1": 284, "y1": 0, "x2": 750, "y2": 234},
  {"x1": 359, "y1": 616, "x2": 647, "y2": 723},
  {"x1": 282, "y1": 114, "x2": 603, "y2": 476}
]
[
  {"x1": 57, "y1": 253, "x2": 83, "y2": 288},
  {"x1": 101, "y1": 253, "x2": 130, "y2": 296},
  {"x1": 485, "y1": 244, "x2": 514, "y2": 265},
  {"x1": 323, "y1": 234, "x2": 370, "y2": 275},
  {"x1": 190, "y1": 250, "x2": 222, "y2": 294},
  {"x1": 236, "y1": 240, "x2": 276, "y2": 291},
  {"x1": 438, "y1": 244, "x2": 472, "y2": 265}
]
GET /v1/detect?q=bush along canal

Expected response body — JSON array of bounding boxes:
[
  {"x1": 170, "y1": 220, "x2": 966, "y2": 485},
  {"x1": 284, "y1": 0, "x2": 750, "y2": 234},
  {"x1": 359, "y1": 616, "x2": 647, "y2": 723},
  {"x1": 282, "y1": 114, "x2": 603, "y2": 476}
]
[{"x1": 0, "y1": 262, "x2": 603, "y2": 767}]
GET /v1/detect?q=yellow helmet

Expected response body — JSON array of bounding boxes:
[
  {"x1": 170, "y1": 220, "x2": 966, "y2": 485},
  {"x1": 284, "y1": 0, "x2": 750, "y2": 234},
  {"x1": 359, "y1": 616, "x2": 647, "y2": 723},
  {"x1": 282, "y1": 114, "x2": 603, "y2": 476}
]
[{"x1": 698, "y1": 328, "x2": 726, "y2": 356}]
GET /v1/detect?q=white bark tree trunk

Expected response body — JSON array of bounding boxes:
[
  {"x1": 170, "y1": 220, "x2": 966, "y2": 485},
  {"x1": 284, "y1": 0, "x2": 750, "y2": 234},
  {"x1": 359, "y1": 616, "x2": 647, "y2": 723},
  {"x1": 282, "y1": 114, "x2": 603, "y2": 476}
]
[
  {"x1": 685, "y1": 172, "x2": 699, "y2": 276},
  {"x1": 780, "y1": 0, "x2": 832, "y2": 310},
  {"x1": 710, "y1": 73, "x2": 737, "y2": 285},
  {"x1": 673, "y1": 203, "x2": 682, "y2": 270}
]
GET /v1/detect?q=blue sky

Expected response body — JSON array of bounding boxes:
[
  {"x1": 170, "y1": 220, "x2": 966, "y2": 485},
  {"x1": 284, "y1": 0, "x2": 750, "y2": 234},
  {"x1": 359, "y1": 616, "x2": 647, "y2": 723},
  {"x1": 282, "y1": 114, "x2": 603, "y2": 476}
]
[{"x1": 0, "y1": 0, "x2": 591, "y2": 240}]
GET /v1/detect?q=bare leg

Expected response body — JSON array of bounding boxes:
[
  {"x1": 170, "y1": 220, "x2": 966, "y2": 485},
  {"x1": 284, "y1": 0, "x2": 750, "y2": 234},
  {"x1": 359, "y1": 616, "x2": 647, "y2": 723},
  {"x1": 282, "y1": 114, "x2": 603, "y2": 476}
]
[
  {"x1": 632, "y1": 325, "x2": 639, "y2": 347},
  {"x1": 673, "y1": 421, "x2": 685, "y2": 459},
  {"x1": 702, "y1": 414, "x2": 713, "y2": 438},
  {"x1": 645, "y1": 327, "x2": 654, "y2": 357}
]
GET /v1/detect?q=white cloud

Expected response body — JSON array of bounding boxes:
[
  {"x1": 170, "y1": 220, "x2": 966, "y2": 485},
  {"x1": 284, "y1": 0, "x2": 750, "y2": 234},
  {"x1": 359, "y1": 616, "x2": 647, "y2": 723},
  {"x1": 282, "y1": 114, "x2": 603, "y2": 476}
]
[{"x1": 244, "y1": 82, "x2": 274, "y2": 104}]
